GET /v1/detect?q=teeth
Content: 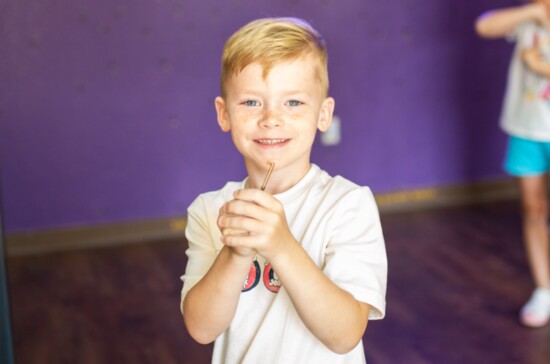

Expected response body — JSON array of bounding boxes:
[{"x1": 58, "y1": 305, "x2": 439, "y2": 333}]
[{"x1": 257, "y1": 139, "x2": 287, "y2": 145}]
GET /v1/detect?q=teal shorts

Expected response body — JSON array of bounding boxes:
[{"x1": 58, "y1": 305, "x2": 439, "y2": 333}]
[{"x1": 504, "y1": 136, "x2": 550, "y2": 177}]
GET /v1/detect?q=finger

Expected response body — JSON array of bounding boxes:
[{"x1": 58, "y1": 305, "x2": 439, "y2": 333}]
[
  {"x1": 219, "y1": 200, "x2": 252, "y2": 223},
  {"x1": 217, "y1": 204, "x2": 233, "y2": 228},
  {"x1": 229, "y1": 191, "x2": 287, "y2": 230},
  {"x1": 224, "y1": 199, "x2": 267, "y2": 220},
  {"x1": 218, "y1": 203, "x2": 227, "y2": 218},
  {"x1": 222, "y1": 228, "x2": 249, "y2": 236},
  {"x1": 222, "y1": 234, "x2": 263, "y2": 248},
  {"x1": 218, "y1": 213, "x2": 249, "y2": 236},
  {"x1": 218, "y1": 202, "x2": 232, "y2": 225},
  {"x1": 220, "y1": 215, "x2": 265, "y2": 234},
  {"x1": 233, "y1": 189, "x2": 282, "y2": 211}
]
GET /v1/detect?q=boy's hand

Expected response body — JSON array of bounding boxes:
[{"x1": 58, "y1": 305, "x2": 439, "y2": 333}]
[
  {"x1": 217, "y1": 204, "x2": 256, "y2": 258},
  {"x1": 218, "y1": 189, "x2": 295, "y2": 261}
]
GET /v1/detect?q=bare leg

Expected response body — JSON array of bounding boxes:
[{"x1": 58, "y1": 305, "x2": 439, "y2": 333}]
[
  {"x1": 518, "y1": 174, "x2": 550, "y2": 327},
  {"x1": 518, "y1": 174, "x2": 550, "y2": 290}
]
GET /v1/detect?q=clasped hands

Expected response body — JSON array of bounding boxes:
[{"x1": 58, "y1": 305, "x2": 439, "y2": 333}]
[{"x1": 217, "y1": 188, "x2": 294, "y2": 261}]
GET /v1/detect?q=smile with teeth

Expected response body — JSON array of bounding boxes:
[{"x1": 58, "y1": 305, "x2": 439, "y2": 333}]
[{"x1": 256, "y1": 138, "x2": 289, "y2": 145}]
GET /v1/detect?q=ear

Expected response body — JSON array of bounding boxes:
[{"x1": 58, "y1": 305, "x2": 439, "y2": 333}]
[
  {"x1": 317, "y1": 97, "x2": 335, "y2": 132},
  {"x1": 215, "y1": 96, "x2": 231, "y2": 132}
]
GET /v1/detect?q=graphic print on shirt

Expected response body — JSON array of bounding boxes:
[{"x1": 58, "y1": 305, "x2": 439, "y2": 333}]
[
  {"x1": 242, "y1": 258, "x2": 261, "y2": 292},
  {"x1": 263, "y1": 261, "x2": 281, "y2": 293},
  {"x1": 241, "y1": 258, "x2": 280, "y2": 293},
  {"x1": 524, "y1": 30, "x2": 550, "y2": 102},
  {"x1": 541, "y1": 84, "x2": 550, "y2": 101}
]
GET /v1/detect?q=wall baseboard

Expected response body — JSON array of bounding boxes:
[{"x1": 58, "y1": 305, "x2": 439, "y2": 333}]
[
  {"x1": 6, "y1": 217, "x2": 188, "y2": 257},
  {"x1": 5, "y1": 177, "x2": 519, "y2": 256},
  {"x1": 375, "y1": 177, "x2": 518, "y2": 214}
]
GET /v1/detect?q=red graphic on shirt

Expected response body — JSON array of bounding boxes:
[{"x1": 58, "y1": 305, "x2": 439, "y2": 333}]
[
  {"x1": 242, "y1": 259, "x2": 261, "y2": 292},
  {"x1": 263, "y1": 261, "x2": 281, "y2": 293},
  {"x1": 541, "y1": 85, "x2": 550, "y2": 101}
]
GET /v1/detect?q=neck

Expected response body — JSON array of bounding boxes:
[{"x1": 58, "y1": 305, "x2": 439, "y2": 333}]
[{"x1": 245, "y1": 163, "x2": 311, "y2": 194}]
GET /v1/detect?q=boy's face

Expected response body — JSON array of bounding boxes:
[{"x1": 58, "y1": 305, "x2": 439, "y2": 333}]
[{"x1": 215, "y1": 54, "x2": 334, "y2": 177}]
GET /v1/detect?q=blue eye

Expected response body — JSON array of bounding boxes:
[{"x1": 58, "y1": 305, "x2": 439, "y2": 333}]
[
  {"x1": 288, "y1": 100, "x2": 302, "y2": 106},
  {"x1": 243, "y1": 100, "x2": 259, "y2": 106}
]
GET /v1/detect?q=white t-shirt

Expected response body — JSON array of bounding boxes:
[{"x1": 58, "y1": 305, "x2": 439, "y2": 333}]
[
  {"x1": 500, "y1": 22, "x2": 550, "y2": 141},
  {"x1": 181, "y1": 164, "x2": 387, "y2": 364}
]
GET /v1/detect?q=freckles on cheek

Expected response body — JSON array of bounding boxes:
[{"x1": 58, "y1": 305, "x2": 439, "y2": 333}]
[
  {"x1": 289, "y1": 112, "x2": 302, "y2": 120},
  {"x1": 234, "y1": 110, "x2": 260, "y2": 124}
]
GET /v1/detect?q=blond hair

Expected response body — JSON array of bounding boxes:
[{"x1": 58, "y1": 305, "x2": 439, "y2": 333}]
[{"x1": 220, "y1": 17, "x2": 329, "y2": 98}]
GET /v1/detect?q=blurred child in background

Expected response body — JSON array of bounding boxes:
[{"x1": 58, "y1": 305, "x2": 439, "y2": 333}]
[{"x1": 476, "y1": 0, "x2": 550, "y2": 327}]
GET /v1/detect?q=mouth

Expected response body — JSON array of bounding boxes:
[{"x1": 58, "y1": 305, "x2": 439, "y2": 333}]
[{"x1": 254, "y1": 138, "x2": 290, "y2": 146}]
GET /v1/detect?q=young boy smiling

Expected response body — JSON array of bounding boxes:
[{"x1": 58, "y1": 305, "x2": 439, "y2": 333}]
[{"x1": 180, "y1": 17, "x2": 387, "y2": 364}]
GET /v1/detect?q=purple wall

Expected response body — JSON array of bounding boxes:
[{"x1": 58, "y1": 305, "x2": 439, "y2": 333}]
[{"x1": 0, "y1": 0, "x2": 517, "y2": 234}]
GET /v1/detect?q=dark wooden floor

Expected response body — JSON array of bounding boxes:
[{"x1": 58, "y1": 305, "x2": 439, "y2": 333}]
[{"x1": 6, "y1": 200, "x2": 550, "y2": 364}]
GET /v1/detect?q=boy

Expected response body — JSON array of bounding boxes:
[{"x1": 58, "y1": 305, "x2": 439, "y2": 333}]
[{"x1": 180, "y1": 17, "x2": 387, "y2": 363}]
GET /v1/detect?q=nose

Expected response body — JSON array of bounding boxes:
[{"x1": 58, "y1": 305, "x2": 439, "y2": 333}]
[{"x1": 258, "y1": 109, "x2": 282, "y2": 128}]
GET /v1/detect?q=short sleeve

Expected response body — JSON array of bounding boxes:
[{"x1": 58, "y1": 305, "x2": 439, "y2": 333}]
[
  {"x1": 506, "y1": 21, "x2": 533, "y2": 43},
  {"x1": 323, "y1": 187, "x2": 387, "y2": 320},
  {"x1": 180, "y1": 195, "x2": 219, "y2": 312}
]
